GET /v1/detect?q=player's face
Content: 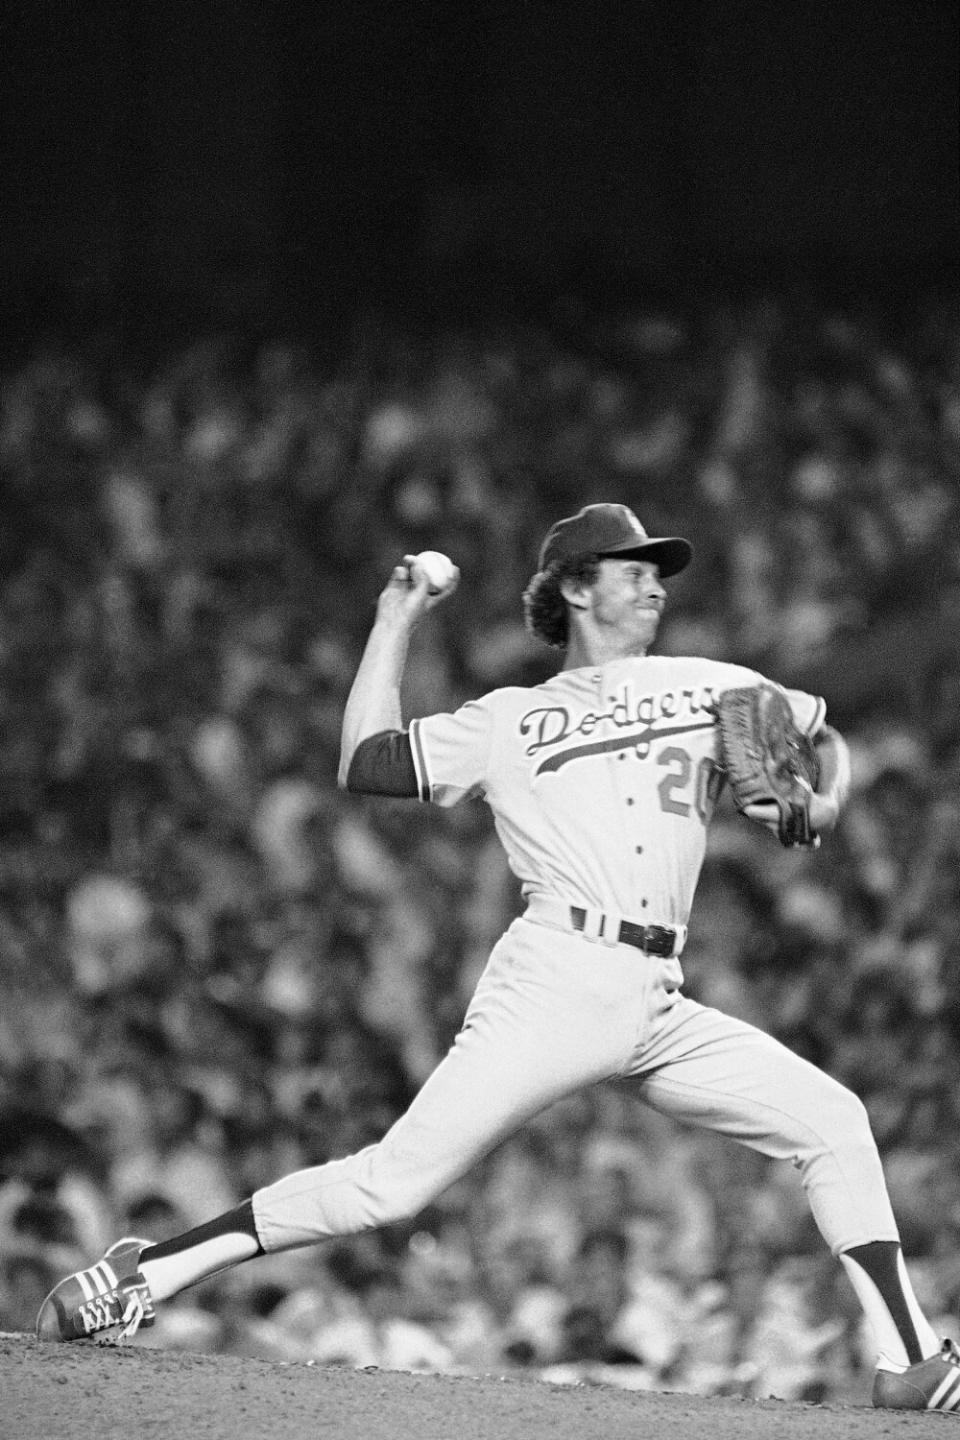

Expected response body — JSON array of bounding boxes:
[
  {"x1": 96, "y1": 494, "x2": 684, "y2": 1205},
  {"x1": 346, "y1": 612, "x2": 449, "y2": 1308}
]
[{"x1": 589, "y1": 557, "x2": 666, "y2": 652}]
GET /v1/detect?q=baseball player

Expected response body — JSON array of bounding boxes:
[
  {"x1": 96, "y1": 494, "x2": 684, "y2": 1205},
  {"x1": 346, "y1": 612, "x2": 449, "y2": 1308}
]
[{"x1": 37, "y1": 503, "x2": 960, "y2": 1412}]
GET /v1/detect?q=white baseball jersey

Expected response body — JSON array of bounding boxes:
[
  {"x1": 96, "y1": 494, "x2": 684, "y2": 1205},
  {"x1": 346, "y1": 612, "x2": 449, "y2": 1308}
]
[
  {"x1": 257, "y1": 651, "x2": 904, "y2": 1310},
  {"x1": 409, "y1": 657, "x2": 825, "y2": 927}
]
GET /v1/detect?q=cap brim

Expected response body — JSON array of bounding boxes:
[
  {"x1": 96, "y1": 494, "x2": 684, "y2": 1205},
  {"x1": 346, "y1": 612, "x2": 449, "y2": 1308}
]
[{"x1": 598, "y1": 536, "x2": 693, "y2": 578}]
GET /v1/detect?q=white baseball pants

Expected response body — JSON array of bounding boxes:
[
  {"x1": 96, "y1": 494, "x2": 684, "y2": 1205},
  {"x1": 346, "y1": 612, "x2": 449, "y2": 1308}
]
[{"x1": 253, "y1": 912, "x2": 898, "y2": 1255}]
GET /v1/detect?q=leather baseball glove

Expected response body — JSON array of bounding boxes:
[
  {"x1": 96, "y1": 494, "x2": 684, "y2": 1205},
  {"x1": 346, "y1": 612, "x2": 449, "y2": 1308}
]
[{"x1": 714, "y1": 684, "x2": 822, "y2": 847}]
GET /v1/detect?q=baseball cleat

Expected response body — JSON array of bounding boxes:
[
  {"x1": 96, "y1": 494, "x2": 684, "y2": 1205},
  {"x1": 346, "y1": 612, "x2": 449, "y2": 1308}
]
[
  {"x1": 873, "y1": 1338, "x2": 960, "y2": 1411},
  {"x1": 35, "y1": 1236, "x2": 156, "y2": 1343}
]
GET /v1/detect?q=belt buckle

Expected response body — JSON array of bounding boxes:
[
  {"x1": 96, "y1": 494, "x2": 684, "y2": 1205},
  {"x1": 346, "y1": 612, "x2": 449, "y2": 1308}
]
[{"x1": 643, "y1": 924, "x2": 676, "y2": 958}]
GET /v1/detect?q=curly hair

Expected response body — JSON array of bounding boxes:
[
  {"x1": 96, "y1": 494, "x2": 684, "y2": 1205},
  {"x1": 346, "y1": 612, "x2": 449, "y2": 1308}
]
[{"x1": 522, "y1": 556, "x2": 601, "y2": 649}]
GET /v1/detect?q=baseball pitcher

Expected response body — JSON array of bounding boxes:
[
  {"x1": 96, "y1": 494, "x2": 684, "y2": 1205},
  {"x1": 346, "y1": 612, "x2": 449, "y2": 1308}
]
[{"x1": 37, "y1": 504, "x2": 960, "y2": 1412}]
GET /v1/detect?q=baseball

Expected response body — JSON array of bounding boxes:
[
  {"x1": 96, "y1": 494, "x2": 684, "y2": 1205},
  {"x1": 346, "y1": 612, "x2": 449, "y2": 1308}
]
[{"x1": 412, "y1": 550, "x2": 458, "y2": 594}]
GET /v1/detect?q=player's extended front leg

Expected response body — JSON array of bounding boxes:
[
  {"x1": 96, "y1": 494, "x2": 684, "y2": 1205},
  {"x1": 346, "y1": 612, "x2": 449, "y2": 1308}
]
[
  {"x1": 253, "y1": 926, "x2": 630, "y2": 1249},
  {"x1": 37, "y1": 920, "x2": 645, "y2": 1337}
]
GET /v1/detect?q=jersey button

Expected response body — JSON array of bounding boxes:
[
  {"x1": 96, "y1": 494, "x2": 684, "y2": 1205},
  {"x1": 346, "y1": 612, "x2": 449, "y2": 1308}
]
[
  {"x1": 626, "y1": 798, "x2": 635, "y2": 806},
  {"x1": 635, "y1": 845, "x2": 643, "y2": 854}
]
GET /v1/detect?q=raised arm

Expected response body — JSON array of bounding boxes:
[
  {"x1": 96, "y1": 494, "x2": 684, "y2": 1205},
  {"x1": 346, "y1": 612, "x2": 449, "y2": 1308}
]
[{"x1": 337, "y1": 554, "x2": 459, "y2": 789}]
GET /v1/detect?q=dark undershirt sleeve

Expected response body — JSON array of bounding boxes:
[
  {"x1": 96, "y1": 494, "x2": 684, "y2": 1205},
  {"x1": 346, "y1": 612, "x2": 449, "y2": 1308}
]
[{"x1": 345, "y1": 729, "x2": 419, "y2": 797}]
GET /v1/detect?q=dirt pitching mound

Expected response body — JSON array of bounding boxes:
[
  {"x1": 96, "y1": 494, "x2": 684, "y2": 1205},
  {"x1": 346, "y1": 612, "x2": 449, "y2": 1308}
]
[{"x1": 0, "y1": 1334, "x2": 931, "y2": 1440}]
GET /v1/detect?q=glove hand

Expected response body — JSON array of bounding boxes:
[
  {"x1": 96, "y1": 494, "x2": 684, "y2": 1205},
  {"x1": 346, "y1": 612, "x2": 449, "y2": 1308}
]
[
  {"x1": 742, "y1": 791, "x2": 838, "y2": 842},
  {"x1": 715, "y1": 683, "x2": 824, "y2": 848}
]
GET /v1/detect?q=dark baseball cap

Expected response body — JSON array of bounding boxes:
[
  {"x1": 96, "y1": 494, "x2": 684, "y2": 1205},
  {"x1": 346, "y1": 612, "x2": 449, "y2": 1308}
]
[{"x1": 537, "y1": 503, "x2": 693, "y2": 577}]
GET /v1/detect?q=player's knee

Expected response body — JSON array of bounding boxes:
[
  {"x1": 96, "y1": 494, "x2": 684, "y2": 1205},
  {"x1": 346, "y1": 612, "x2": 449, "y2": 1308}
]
[
  {"x1": 819, "y1": 1082, "x2": 877, "y2": 1153},
  {"x1": 363, "y1": 1151, "x2": 443, "y2": 1227}
]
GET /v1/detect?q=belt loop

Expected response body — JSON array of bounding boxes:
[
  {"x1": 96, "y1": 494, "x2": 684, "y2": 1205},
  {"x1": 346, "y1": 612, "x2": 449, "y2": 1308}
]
[
  {"x1": 577, "y1": 906, "x2": 605, "y2": 942},
  {"x1": 601, "y1": 911, "x2": 623, "y2": 947}
]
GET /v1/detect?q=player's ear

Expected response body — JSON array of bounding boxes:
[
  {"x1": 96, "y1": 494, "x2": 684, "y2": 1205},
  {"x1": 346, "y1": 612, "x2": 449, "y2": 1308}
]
[{"x1": 559, "y1": 575, "x2": 592, "y2": 613}]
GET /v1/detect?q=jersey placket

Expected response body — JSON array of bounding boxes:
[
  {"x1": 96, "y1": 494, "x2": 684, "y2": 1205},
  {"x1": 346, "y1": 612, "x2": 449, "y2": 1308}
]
[{"x1": 597, "y1": 670, "x2": 654, "y2": 920}]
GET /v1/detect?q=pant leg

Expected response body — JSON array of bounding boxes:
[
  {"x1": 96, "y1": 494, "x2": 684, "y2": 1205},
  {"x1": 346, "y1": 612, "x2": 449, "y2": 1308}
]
[
  {"x1": 254, "y1": 918, "x2": 645, "y2": 1252},
  {"x1": 627, "y1": 998, "x2": 899, "y2": 1254}
]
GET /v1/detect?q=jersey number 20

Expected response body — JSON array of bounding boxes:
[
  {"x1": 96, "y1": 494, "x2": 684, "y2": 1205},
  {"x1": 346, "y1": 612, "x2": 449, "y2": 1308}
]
[{"x1": 657, "y1": 746, "x2": 723, "y2": 824}]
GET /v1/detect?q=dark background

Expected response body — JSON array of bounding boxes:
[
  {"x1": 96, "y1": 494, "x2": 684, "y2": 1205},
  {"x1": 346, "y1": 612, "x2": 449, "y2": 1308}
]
[{"x1": 2, "y1": 0, "x2": 957, "y2": 333}]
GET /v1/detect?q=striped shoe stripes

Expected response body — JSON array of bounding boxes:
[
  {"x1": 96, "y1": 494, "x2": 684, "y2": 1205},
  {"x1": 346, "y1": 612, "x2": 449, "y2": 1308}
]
[
  {"x1": 74, "y1": 1260, "x2": 119, "y2": 1303},
  {"x1": 928, "y1": 1367, "x2": 960, "y2": 1411},
  {"x1": 874, "y1": 1339, "x2": 960, "y2": 1410},
  {"x1": 36, "y1": 1237, "x2": 156, "y2": 1342}
]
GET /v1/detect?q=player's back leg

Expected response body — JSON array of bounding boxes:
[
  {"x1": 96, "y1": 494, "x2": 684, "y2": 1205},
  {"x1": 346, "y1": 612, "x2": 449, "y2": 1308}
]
[{"x1": 624, "y1": 999, "x2": 942, "y2": 1385}]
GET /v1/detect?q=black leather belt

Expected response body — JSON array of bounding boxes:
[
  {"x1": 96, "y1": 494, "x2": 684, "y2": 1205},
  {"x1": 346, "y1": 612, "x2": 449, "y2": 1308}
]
[{"x1": 570, "y1": 906, "x2": 679, "y2": 957}]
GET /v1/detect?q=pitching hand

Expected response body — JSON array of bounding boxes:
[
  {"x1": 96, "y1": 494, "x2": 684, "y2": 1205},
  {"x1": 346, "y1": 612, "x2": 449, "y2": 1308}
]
[{"x1": 376, "y1": 553, "x2": 460, "y2": 625}]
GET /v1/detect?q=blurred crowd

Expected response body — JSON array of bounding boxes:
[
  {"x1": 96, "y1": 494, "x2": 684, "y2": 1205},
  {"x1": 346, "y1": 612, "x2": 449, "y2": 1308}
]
[{"x1": 0, "y1": 290, "x2": 959, "y2": 1403}]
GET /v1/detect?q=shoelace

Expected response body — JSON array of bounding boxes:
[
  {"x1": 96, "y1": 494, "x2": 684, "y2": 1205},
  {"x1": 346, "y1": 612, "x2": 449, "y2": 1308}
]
[{"x1": 115, "y1": 1290, "x2": 148, "y2": 1342}]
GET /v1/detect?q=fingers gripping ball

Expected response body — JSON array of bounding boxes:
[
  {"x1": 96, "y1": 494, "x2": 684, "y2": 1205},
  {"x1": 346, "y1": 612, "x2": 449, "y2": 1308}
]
[{"x1": 411, "y1": 550, "x2": 458, "y2": 595}]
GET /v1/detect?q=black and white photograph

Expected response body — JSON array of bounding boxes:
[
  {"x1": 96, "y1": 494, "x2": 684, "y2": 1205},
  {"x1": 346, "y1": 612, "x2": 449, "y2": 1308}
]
[{"x1": 2, "y1": 3, "x2": 959, "y2": 1435}]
